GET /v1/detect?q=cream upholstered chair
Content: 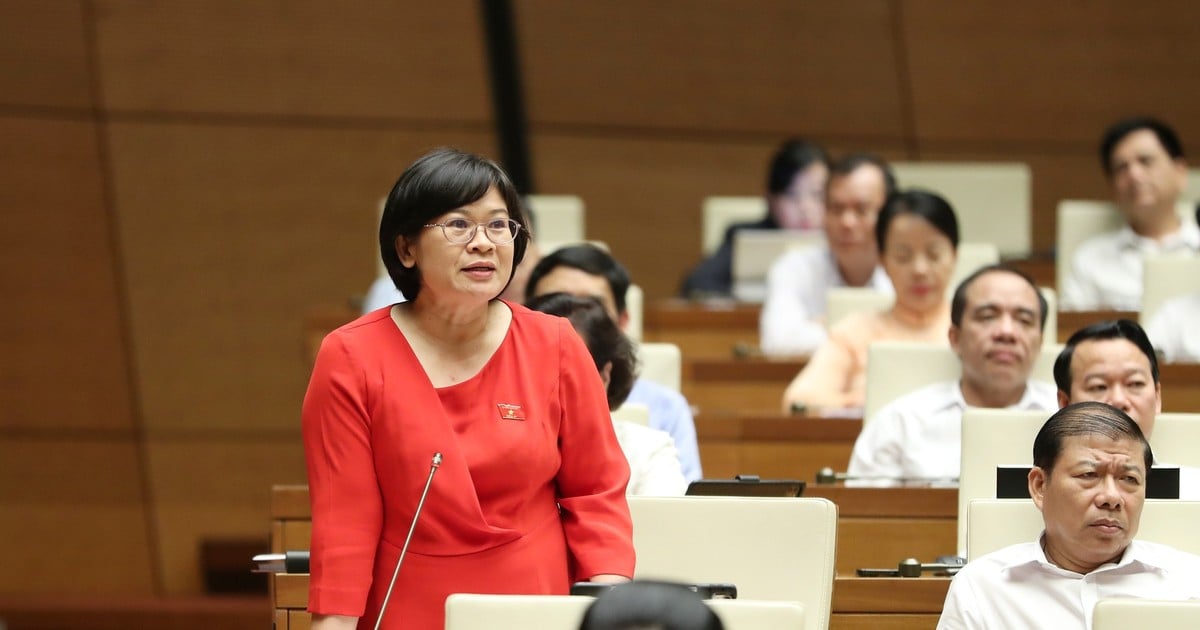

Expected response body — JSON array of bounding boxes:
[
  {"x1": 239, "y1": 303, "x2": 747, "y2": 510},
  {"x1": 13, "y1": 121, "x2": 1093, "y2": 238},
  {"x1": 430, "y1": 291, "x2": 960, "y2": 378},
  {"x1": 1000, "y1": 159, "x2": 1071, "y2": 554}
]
[
  {"x1": 1055, "y1": 199, "x2": 1197, "y2": 298},
  {"x1": 1148, "y1": 412, "x2": 1200, "y2": 468},
  {"x1": 1093, "y1": 599, "x2": 1200, "y2": 629},
  {"x1": 443, "y1": 594, "x2": 805, "y2": 630},
  {"x1": 1140, "y1": 254, "x2": 1200, "y2": 326},
  {"x1": 731, "y1": 229, "x2": 824, "y2": 303},
  {"x1": 637, "y1": 342, "x2": 682, "y2": 392},
  {"x1": 526, "y1": 194, "x2": 585, "y2": 245},
  {"x1": 701, "y1": 196, "x2": 766, "y2": 255},
  {"x1": 823, "y1": 241, "x2": 1001, "y2": 328},
  {"x1": 862, "y1": 344, "x2": 1062, "y2": 426},
  {"x1": 624, "y1": 283, "x2": 643, "y2": 343},
  {"x1": 966, "y1": 499, "x2": 1200, "y2": 560},
  {"x1": 893, "y1": 161, "x2": 1032, "y2": 257},
  {"x1": 1186, "y1": 168, "x2": 1200, "y2": 201},
  {"x1": 628, "y1": 496, "x2": 836, "y2": 630}
]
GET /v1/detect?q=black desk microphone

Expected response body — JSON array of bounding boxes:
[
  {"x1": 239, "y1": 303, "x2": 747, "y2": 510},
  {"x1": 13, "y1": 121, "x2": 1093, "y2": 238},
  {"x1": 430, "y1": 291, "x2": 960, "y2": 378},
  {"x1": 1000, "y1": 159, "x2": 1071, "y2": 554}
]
[{"x1": 374, "y1": 452, "x2": 443, "y2": 630}]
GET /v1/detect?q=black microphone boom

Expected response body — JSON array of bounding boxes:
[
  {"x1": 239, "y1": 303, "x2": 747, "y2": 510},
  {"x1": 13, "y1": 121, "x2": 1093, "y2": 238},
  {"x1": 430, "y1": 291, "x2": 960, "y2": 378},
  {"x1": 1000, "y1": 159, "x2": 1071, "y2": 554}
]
[{"x1": 374, "y1": 452, "x2": 443, "y2": 630}]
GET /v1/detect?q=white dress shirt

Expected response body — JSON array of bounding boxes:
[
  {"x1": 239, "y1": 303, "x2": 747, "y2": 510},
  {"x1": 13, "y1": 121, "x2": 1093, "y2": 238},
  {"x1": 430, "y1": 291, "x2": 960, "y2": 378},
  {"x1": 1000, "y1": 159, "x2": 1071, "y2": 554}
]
[
  {"x1": 625, "y1": 379, "x2": 703, "y2": 483},
  {"x1": 759, "y1": 246, "x2": 892, "y2": 356},
  {"x1": 612, "y1": 420, "x2": 688, "y2": 496},
  {"x1": 848, "y1": 380, "x2": 1059, "y2": 480},
  {"x1": 1146, "y1": 292, "x2": 1200, "y2": 362},
  {"x1": 1061, "y1": 222, "x2": 1200, "y2": 311},
  {"x1": 938, "y1": 536, "x2": 1200, "y2": 630}
]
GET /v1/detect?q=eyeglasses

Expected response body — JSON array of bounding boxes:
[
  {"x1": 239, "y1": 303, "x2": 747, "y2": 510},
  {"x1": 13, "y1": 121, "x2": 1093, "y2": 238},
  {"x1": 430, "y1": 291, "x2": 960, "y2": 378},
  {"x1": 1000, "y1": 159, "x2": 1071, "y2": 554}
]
[{"x1": 423, "y1": 218, "x2": 523, "y2": 244}]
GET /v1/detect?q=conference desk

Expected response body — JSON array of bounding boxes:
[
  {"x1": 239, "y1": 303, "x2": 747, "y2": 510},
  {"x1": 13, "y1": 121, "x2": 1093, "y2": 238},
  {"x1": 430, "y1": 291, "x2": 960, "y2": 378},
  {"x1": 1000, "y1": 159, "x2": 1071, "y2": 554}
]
[
  {"x1": 695, "y1": 414, "x2": 855, "y2": 479},
  {"x1": 271, "y1": 573, "x2": 949, "y2": 630}
]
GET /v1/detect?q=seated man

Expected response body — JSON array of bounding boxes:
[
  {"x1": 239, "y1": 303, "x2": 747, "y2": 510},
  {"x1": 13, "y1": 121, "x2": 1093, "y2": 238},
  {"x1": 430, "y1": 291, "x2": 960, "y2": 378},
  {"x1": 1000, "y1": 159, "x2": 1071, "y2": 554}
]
[
  {"x1": 848, "y1": 265, "x2": 1058, "y2": 479},
  {"x1": 1054, "y1": 318, "x2": 1200, "y2": 497},
  {"x1": 937, "y1": 401, "x2": 1200, "y2": 629},
  {"x1": 759, "y1": 153, "x2": 897, "y2": 355},
  {"x1": 680, "y1": 138, "x2": 828, "y2": 298},
  {"x1": 1061, "y1": 117, "x2": 1195, "y2": 311},
  {"x1": 528, "y1": 244, "x2": 703, "y2": 482}
]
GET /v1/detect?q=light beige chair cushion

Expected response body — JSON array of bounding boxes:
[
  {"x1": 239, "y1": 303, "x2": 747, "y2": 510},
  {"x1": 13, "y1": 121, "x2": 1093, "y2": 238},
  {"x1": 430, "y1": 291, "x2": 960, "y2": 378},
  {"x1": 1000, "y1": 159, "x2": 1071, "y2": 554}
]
[
  {"x1": 1149, "y1": 412, "x2": 1200, "y2": 468},
  {"x1": 731, "y1": 229, "x2": 825, "y2": 303},
  {"x1": 624, "y1": 283, "x2": 643, "y2": 343},
  {"x1": 628, "y1": 496, "x2": 836, "y2": 630},
  {"x1": 863, "y1": 344, "x2": 1062, "y2": 426},
  {"x1": 702, "y1": 196, "x2": 767, "y2": 255},
  {"x1": 637, "y1": 342, "x2": 682, "y2": 392},
  {"x1": 443, "y1": 594, "x2": 805, "y2": 630},
  {"x1": 1093, "y1": 598, "x2": 1200, "y2": 629},
  {"x1": 967, "y1": 499, "x2": 1200, "y2": 560},
  {"x1": 526, "y1": 194, "x2": 585, "y2": 245},
  {"x1": 893, "y1": 161, "x2": 1032, "y2": 258},
  {"x1": 1186, "y1": 168, "x2": 1200, "y2": 201},
  {"x1": 1140, "y1": 254, "x2": 1200, "y2": 325}
]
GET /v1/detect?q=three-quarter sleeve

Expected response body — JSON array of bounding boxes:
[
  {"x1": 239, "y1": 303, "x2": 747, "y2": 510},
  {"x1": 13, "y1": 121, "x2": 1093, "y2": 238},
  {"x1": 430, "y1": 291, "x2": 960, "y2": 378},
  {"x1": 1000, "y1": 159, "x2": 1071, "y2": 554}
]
[
  {"x1": 302, "y1": 332, "x2": 383, "y2": 616},
  {"x1": 781, "y1": 324, "x2": 859, "y2": 412},
  {"x1": 550, "y1": 318, "x2": 636, "y2": 579}
]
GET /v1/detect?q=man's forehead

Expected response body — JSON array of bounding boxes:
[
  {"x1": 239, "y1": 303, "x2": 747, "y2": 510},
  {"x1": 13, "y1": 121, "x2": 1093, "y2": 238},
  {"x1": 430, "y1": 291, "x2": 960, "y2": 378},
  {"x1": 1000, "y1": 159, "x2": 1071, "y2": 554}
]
[
  {"x1": 1056, "y1": 435, "x2": 1145, "y2": 471},
  {"x1": 535, "y1": 266, "x2": 616, "y2": 304},
  {"x1": 964, "y1": 271, "x2": 1040, "y2": 311},
  {"x1": 1072, "y1": 339, "x2": 1151, "y2": 377}
]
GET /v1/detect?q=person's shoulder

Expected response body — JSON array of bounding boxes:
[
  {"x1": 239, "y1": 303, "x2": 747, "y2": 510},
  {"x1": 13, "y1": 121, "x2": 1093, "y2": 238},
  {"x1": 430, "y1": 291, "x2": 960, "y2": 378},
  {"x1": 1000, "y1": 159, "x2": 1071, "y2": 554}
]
[
  {"x1": 1024, "y1": 380, "x2": 1060, "y2": 408},
  {"x1": 614, "y1": 419, "x2": 674, "y2": 446},
  {"x1": 878, "y1": 380, "x2": 960, "y2": 417},
  {"x1": 1131, "y1": 539, "x2": 1200, "y2": 570},
  {"x1": 955, "y1": 541, "x2": 1040, "y2": 579},
  {"x1": 1073, "y1": 229, "x2": 1126, "y2": 261},
  {"x1": 830, "y1": 309, "x2": 885, "y2": 336},
  {"x1": 628, "y1": 378, "x2": 688, "y2": 408}
]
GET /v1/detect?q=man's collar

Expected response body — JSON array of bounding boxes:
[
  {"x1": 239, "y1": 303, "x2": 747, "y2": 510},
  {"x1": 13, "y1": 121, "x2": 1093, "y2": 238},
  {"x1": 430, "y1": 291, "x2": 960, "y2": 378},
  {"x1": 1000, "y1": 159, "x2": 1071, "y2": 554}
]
[
  {"x1": 1001, "y1": 533, "x2": 1167, "y2": 576},
  {"x1": 1115, "y1": 219, "x2": 1200, "y2": 251}
]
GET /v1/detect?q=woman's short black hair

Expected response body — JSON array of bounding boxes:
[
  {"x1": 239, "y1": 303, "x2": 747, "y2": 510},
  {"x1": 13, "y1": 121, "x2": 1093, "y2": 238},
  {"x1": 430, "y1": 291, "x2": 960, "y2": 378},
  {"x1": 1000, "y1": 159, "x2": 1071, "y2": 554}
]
[
  {"x1": 766, "y1": 139, "x2": 829, "y2": 195},
  {"x1": 874, "y1": 189, "x2": 960, "y2": 253},
  {"x1": 578, "y1": 580, "x2": 725, "y2": 630},
  {"x1": 525, "y1": 293, "x2": 637, "y2": 410},
  {"x1": 378, "y1": 147, "x2": 530, "y2": 300}
]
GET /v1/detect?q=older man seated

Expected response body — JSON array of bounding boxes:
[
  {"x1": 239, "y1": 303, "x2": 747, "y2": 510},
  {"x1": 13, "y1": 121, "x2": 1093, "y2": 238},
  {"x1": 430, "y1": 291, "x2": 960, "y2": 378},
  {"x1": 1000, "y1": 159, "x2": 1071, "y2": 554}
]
[
  {"x1": 938, "y1": 402, "x2": 1200, "y2": 629},
  {"x1": 847, "y1": 265, "x2": 1058, "y2": 479}
]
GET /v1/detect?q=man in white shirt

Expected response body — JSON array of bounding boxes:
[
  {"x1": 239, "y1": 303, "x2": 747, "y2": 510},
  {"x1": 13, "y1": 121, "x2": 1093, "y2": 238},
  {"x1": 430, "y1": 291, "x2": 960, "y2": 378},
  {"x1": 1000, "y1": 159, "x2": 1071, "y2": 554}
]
[
  {"x1": 848, "y1": 265, "x2": 1058, "y2": 479},
  {"x1": 759, "y1": 154, "x2": 896, "y2": 356},
  {"x1": 526, "y1": 244, "x2": 703, "y2": 483},
  {"x1": 1061, "y1": 117, "x2": 1196, "y2": 311},
  {"x1": 938, "y1": 401, "x2": 1200, "y2": 629}
]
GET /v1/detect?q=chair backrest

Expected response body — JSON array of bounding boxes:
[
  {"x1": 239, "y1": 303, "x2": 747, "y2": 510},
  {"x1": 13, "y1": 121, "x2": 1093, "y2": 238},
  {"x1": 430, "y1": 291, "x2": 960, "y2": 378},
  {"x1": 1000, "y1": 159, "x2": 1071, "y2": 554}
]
[
  {"x1": 444, "y1": 594, "x2": 805, "y2": 630},
  {"x1": 958, "y1": 409, "x2": 1051, "y2": 555},
  {"x1": 1140, "y1": 254, "x2": 1200, "y2": 326},
  {"x1": 526, "y1": 194, "x2": 585, "y2": 245},
  {"x1": 863, "y1": 343, "x2": 1062, "y2": 426},
  {"x1": 1056, "y1": 200, "x2": 1197, "y2": 295},
  {"x1": 638, "y1": 342, "x2": 682, "y2": 392},
  {"x1": 893, "y1": 161, "x2": 1032, "y2": 258},
  {"x1": 1187, "y1": 168, "x2": 1200, "y2": 201},
  {"x1": 625, "y1": 283, "x2": 643, "y2": 343},
  {"x1": 731, "y1": 229, "x2": 825, "y2": 303},
  {"x1": 967, "y1": 499, "x2": 1200, "y2": 560},
  {"x1": 1093, "y1": 599, "x2": 1200, "y2": 629},
  {"x1": 611, "y1": 402, "x2": 651, "y2": 427},
  {"x1": 1149, "y1": 413, "x2": 1200, "y2": 468},
  {"x1": 628, "y1": 496, "x2": 836, "y2": 630},
  {"x1": 823, "y1": 241, "x2": 1001, "y2": 328},
  {"x1": 702, "y1": 196, "x2": 767, "y2": 256}
]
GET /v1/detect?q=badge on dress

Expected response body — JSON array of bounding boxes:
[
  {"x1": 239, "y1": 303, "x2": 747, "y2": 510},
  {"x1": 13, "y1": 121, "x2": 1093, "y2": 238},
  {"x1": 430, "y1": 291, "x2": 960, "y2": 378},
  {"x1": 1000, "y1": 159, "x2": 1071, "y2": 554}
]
[{"x1": 496, "y1": 403, "x2": 525, "y2": 421}]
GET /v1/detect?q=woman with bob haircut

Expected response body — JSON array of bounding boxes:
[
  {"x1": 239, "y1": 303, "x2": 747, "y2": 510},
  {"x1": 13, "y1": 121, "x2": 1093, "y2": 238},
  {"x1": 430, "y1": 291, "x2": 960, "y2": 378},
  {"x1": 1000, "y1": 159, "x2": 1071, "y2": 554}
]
[
  {"x1": 782, "y1": 189, "x2": 959, "y2": 412},
  {"x1": 527, "y1": 292, "x2": 688, "y2": 496},
  {"x1": 302, "y1": 148, "x2": 634, "y2": 630}
]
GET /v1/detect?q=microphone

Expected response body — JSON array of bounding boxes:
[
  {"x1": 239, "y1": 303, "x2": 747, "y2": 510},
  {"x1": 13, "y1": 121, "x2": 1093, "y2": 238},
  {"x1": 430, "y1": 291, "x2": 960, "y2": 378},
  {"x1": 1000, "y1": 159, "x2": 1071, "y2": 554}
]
[
  {"x1": 814, "y1": 467, "x2": 957, "y2": 485},
  {"x1": 856, "y1": 556, "x2": 965, "y2": 578},
  {"x1": 374, "y1": 452, "x2": 443, "y2": 630}
]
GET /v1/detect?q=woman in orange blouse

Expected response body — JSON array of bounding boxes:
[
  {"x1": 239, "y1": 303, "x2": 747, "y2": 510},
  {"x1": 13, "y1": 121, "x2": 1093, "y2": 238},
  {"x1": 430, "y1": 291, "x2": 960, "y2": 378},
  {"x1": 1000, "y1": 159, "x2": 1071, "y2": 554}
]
[{"x1": 782, "y1": 190, "x2": 959, "y2": 413}]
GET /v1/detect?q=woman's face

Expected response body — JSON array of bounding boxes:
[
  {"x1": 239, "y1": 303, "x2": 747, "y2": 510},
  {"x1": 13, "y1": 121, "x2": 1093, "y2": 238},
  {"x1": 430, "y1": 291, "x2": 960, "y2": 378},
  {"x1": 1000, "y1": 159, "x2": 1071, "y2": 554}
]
[
  {"x1": 881, "y1": 213, "x2": 956, "y2": 313},
  {"x1": 769, "y1": 162, "x2": 828, "y2": 230},
  {"x1": 397, "y1": 186, "x2": 516, "y2": 303}
]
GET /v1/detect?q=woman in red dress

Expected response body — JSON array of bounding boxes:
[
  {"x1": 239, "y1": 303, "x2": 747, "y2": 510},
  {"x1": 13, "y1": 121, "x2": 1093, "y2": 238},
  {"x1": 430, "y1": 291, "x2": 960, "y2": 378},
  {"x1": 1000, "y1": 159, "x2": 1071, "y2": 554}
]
[{"x1": 302, "y1": 148, "x2": 635, "y2": 630}]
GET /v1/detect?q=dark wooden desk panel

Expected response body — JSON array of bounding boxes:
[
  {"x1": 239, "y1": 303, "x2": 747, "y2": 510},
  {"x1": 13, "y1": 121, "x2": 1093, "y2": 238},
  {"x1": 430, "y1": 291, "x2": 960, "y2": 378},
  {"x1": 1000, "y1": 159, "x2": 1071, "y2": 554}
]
[
  {"x1": 684, "y1": 357, "x2": 806, "y2": 415},
  {"x1": 643, "y1": 300, "x2": 760, "y2": 359},
  {"x1": 695, "y1": 415, "x2": 857, "y2": 479},
  {"x1": 1055, "y1": 310, "x2": 1137, "y2": 343},
  {"x1": 1161, "y1": 363, "x2": 1200, "y2": 413}
]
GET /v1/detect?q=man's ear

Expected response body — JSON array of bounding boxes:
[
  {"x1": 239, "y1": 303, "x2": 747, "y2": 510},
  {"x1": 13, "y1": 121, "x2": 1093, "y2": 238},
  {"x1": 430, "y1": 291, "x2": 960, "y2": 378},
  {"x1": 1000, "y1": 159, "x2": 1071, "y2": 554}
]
[
  {"x1": 1029, "y1": 467, "x2": 1048, "y2": 511},
  {"x1": 1057, "y1": 389, "x2": 1070, "y2": 410},
  {"x1": 948, "y1": 324, "x2": 961, "y2": 354},
  {"x1": 617, "y1": 310, "x2": 630, "y2": 331},
  {"x1": 599, "y1": 361, "x2": 613, "y2": 389}
]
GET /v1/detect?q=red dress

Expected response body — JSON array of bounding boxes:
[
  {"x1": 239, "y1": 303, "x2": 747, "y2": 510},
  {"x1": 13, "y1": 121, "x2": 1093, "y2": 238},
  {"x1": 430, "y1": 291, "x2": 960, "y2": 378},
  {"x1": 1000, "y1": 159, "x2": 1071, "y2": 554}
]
[{"x1": 302, "y1": 302, "x2": 635, "y2": 630}]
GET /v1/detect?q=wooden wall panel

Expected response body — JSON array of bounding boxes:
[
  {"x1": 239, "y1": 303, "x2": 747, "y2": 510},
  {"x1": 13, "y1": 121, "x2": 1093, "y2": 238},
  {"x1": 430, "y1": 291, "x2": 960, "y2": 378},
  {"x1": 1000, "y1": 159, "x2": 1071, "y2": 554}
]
[
  {"x1": 146, "y1": 438, "x2": 305, "y2": 594},
  {"x1": 0, "y1": 438, "x2": 154, "y2": 594},
  {"x1": 901, "y1": 0, "x2": 1200, "y2": 146},
  {"x1": 517, "y1": 0, "x2": 906, "y2": 139},
  {"x1": 0, "y1": 117, "x2": 134, "y2": 431},
  {"x1": 107, "y1": 122, "x2": 495, "y2": 434},
  {"x1": 532, "y1": 134, "x2": 908, "y2": 298},
  {"x1": 0, "y1": 0, "x2": 93, "y2": 109},
  {"x1": 92, "y1": 0, "x2": 491, "y2": 122}
]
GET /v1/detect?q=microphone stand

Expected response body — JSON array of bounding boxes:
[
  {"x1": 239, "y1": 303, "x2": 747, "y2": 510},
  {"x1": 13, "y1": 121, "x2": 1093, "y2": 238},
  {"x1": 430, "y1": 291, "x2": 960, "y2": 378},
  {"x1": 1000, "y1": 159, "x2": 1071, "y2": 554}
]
[{"x1": 374, "y1": 452, "x2": 443, "y2": 630}]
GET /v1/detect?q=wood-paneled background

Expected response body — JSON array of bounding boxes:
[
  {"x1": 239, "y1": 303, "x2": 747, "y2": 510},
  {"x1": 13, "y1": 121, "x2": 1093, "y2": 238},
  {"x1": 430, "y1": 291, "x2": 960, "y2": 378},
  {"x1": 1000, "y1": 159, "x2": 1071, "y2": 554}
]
[{"x1": 2, "y1": 0, "x2": 1197, "y2": 595}]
